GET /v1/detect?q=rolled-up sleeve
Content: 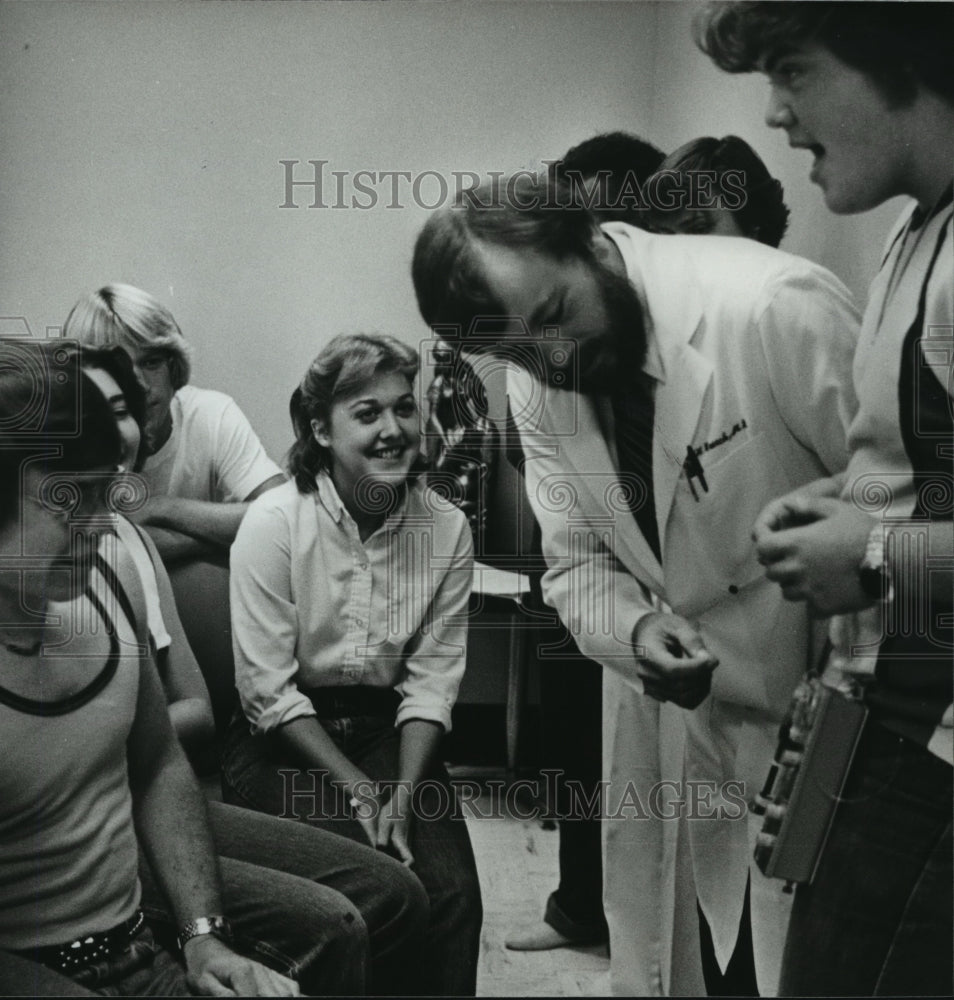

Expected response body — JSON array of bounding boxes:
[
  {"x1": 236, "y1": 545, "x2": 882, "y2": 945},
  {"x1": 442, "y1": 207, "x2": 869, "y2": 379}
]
[
  {"x1": 395, "y1": 511, "x2": 474, "y2": 732},
  {"x1": 230, "y1": 497, "x2": 316, "y2": 734},
  {"x1": 215, "y1": 398, "x2": 283, "y2": 503}
]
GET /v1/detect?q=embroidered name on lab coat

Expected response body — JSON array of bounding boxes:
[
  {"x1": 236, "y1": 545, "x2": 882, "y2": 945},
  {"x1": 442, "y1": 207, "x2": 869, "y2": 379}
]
[{"x1": 689, "y1": 418, "x2": 749, "y2": 459}]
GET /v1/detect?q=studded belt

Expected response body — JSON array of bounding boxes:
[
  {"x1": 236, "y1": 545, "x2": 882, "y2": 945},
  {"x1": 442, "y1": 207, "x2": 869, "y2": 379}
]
[{"x1": 18, "y1": 909, "x2": 145, "y2": 975}]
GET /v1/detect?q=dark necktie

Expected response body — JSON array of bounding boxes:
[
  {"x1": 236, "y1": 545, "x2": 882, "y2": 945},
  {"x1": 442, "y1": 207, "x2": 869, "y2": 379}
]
[{"x1": 612, "y1": 377, "x2": 661, "y2": 563}]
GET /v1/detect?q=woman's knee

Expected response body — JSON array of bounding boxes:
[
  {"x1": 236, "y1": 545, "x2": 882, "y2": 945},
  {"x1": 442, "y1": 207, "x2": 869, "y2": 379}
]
[
  {"x1": 383, "y1": 857, "x2": 431, "y2": 932},
  {"x1": 422, "y1": 848, "x2": 483, "y2": 930}
]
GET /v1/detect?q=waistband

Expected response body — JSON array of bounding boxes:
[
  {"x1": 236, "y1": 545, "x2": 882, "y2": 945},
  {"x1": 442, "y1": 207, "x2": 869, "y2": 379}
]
[
  {"x1": 16, "y1": 909, "x2": 145, "y2": 976},
  {"x1": 304, "y1": 684, "x2": 401, "y2": 719}
]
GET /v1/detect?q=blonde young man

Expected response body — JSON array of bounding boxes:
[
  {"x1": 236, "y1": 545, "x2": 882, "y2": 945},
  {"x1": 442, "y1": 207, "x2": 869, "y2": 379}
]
[{"x1": 64, "y1": 284, "x2": 284, "y2": 563}]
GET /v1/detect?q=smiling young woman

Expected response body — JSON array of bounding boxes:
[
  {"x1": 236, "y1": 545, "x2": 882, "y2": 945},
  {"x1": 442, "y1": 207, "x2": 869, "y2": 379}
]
[{"x1": 221, "y1": 333, "x2": 482, "y2": 997}]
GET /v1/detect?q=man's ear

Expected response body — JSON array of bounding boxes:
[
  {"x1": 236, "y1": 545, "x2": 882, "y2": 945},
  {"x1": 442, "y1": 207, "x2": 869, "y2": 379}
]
[
  {"x1": 311, "y1": 417, "x2": 330, "y2": 448},
  {"x1": 590, "y1": 224, "x2": 626, "y2": 275}
]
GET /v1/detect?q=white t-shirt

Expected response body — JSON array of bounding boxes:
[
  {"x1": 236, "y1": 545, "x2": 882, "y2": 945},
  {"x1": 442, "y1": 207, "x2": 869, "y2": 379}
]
[
  {"x1": 115, "y1": 516, "x2": 171, "y2": 651},
  {"x1": 140, "y1": 385, "x2": 282, "y2": 503}
]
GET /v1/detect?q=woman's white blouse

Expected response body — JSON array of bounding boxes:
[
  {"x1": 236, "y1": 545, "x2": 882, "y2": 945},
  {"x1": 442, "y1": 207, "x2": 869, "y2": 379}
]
[{"x1": 231, "y1": 472, "x2": 474, "y2": 735}]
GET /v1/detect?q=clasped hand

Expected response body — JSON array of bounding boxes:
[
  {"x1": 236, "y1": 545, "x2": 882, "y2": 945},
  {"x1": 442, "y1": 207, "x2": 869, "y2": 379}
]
[
  {"x1": 350, "y1": 782, "x2": 415, "y2": 867},
  {"x1": 752, "y1": 490, "x2": 877, "y2": 616},
  {"x1": 632, "y1": 612, "x2": 719, "y2": 709}
]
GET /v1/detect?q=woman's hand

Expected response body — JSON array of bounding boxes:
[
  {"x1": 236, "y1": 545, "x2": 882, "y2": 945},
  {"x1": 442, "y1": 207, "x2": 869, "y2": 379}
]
[
  {"x1": 376, "y1": 782, "x2": 415, "y2": 867},
  {"x1": 350, "y1": 781, "x2": 415, "y2": 866},
  {"x1": 347, "y1": 780, "x2": 387, "y2": 850}
]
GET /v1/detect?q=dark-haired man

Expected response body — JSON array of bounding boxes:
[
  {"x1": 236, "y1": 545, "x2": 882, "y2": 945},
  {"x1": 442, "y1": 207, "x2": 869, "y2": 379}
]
[
  {"x1": 549, "y1": 131, "x2": 665, "y2": 225},
  {"x1": 412, "y1": 178, "x2": 860, "y2": 995},
  {"x1": 0, "y1": 343, "x2": 341, "y2": 998},
  {"x1": 698, "y1": 2, "x2": 953, "y2": 995}
]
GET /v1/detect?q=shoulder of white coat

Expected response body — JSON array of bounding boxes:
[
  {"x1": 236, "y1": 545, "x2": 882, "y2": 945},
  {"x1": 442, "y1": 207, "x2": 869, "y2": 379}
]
[
  {"x1": 879, "y1": 200, "x2": 920, "y2": 266},
  {"x1": 748, "y1": 244, "x2": 859, "y2": 326},
  {"x1": 505, "y1": 363, "x2": 542, "y2": 420}
]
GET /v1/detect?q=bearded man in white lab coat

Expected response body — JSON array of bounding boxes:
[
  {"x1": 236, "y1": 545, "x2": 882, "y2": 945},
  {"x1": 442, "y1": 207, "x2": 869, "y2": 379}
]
[{"x1": 412, "y1": 176, "x2": 860, "y2": 996}]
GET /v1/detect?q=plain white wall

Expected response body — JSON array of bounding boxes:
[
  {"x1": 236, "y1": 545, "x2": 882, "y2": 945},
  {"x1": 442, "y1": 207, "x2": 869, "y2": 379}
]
[
  {"x1": 0, "y1": 0, "x2": 657, "y2": 458},
  {"x1": 1, "y1": 0, "x2": 902, "y2": 460}
]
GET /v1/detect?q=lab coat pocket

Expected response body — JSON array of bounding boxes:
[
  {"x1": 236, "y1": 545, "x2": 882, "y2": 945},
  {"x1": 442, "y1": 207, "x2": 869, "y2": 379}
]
[{"x1": 667, "y1": 432, "x2": 782, "y2": 616}]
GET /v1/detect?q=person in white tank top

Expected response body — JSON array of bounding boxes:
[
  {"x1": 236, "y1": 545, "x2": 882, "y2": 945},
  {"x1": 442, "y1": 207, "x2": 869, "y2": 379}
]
[{"x1": 0, "y1": 341, "x2": 301, "y2": 996}]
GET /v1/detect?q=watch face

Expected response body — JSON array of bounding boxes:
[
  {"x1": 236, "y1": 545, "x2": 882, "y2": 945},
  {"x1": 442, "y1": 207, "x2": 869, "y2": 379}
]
[{"x1": 178, "y1": 915, "x2": 232, "y2": 951}]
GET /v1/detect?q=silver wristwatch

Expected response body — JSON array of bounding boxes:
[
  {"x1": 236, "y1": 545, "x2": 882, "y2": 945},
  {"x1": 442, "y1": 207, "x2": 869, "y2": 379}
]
[
  {"x1": 178, "y1": 915, "x2": 232, "y2": 951},
  {"x1": 858, "y1": 523, "x2": 894, "y2": 603}
]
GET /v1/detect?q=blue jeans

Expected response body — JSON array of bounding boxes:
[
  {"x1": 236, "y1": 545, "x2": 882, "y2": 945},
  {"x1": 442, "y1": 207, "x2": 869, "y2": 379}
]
[
  {"x1": 779, "y1": 719, "x2": 953, "y2": 996},
  {"x1": 1, "y1": 925, "x2": 194, "y2": 996},
  {"x1": 141, "y1": 801, "x2": 429, "y2": 996},
  {"x1": 222, "y1": 710, "x2": 483, "y2": 996},
  {"x1": 2, "y1": 802, "x2": 428, "y2": 996},
  {"x1": 1, "y1": 948, "x2": 100, "y2": 996}
]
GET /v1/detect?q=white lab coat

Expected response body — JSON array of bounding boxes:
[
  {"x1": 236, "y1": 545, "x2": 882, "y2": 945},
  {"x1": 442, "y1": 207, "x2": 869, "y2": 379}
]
[{"x1": 508, "y1": 224, "x2": 861, "y2": 995}]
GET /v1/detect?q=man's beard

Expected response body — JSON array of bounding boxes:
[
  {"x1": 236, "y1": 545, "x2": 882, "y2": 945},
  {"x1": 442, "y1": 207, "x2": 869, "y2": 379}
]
[{"x1": 570, "y1": 258, "x2": 647, "y2": 395}]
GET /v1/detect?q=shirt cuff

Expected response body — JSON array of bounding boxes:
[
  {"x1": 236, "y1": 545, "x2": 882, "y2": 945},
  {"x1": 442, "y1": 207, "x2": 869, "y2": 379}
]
[
  {"x1": 247, "y1": 690, "x2": 317, "y2": 735},
  {"x1": 395, "y1": 698, "x2": 454, "y2": 734}
]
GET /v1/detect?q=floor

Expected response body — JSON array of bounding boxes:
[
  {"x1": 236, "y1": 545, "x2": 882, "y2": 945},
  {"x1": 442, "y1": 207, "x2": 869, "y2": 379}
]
[
  {"x1": 462, "y1": 777, "x2": 610, "y2": 997},
  {"x1": 461, "y1": 774, "x2": 791, "y2": 998}
]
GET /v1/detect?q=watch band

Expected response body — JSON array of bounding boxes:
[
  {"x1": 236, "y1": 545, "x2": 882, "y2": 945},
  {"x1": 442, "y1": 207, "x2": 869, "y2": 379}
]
[
  {"x1": 177, "y1": 915, "x2": 232, "y2": 951},
  {"x1": 858, "y1": 523, "x2": 894, "y2": 603}
]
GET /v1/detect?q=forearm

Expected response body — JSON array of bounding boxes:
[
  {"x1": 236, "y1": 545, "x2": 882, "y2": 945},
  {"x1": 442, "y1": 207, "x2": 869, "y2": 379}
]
[
  {"x1": 397, "y1": 718, "x2": 444, "y2": 786},
  {"x1": 145, "y1": 525, "x2": 222, "y2": 565},
  {"x1": 808, "y1": 471, "x2": 847, "y2": 498},
  {"x1": 131, "y1": 744, "x2": 223, "y2": 923},
  {"x1": 274, "y1": 715, "x2": 372, "y2": 796},
  {"x1": 144, "y1": 498, "x2": 251, "y2": 549},
  {"x1": 375, "y1": 719, "x2": 444, "y2": 866},
  {"x1": 542, "y1": 556, "x2": 654, "y2": 682},
  {"x1": 135, "y1": 745, "x2": 303, "y2": 995}
]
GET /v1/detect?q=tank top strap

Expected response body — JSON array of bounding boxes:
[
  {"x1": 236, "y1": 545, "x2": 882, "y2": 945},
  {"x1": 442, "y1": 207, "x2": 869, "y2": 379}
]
[{"x1": 0, "y1": 556, "x2": 142, "y2": 717}]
